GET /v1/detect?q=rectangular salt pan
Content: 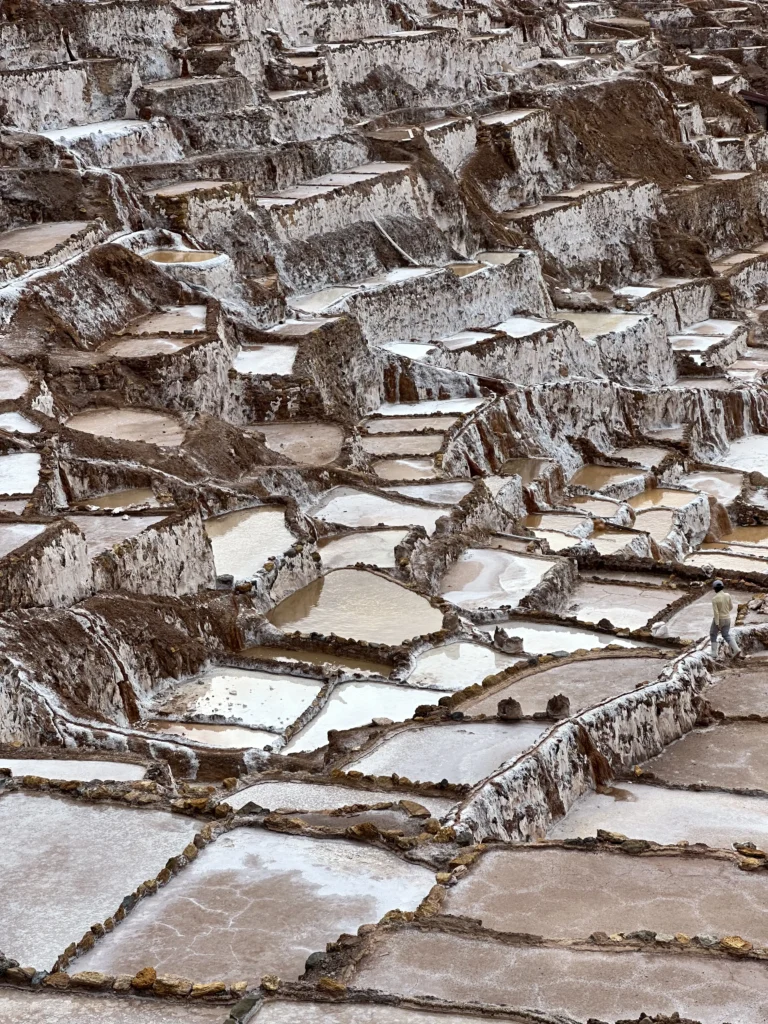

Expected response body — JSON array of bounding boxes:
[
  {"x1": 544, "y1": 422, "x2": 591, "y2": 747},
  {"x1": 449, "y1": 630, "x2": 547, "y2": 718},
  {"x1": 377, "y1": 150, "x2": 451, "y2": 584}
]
[
  {"x1": 224, "y1": 780, "x2": 454, "y2": 817},
  {"x1": 0, "y1": 452, "x2": 41, "y2": 496},
  {"x1": 0, "y1": 758, "x2": 145, "y2": 782}
]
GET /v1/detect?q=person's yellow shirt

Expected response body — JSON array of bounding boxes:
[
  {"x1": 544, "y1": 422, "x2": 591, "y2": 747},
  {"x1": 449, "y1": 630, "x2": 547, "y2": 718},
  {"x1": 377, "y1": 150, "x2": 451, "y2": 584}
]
[{"x1": 712, "y1": 591, "x2": 733, "y2": 625}]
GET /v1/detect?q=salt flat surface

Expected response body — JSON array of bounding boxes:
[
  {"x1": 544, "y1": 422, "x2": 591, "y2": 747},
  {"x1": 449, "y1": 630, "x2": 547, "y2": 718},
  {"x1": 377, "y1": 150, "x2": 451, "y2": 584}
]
[
  {"x1": 362, "y1": 434, "x2": 443, "y2": 456},
  {"x1": 86, "y1": 488, "x2": 158, "y2": 509},
  {"x1": 0, "y1": 412, "x2": 39, "y2": 434},
  {"x1": 628, "y1": 487, "x2": 696, "y2": 509},
  {"x1": 318, "y1": 529, "x2": 408, "y2": 569},
  {"x1": 309, "y1": 486, "x2": 445, "y2": 531},
  {"x1": 0, "y1": 367, "x2": 29, "y2": 399},
  {"x1": 102, "y1": 335, "x2": 193, "y2": 358},
  {"x1": 241, "y1": 644, "x2": 390, "y2": 674},
  {"x1": 716, "y1": 434, "x2": 768, "y2": 474},
  {"x1": 439, "y1": 549, "x2": 557, "y2": 610},
  {"x1": 569, "y1": 464, "x2": 642, "y2": 490},
  {"x1": 372, "y1": 458, "x2": 438, "y2": 481},
  {"x1": 224, "y1": 780, "x2": 454, "y2": 816},
  {"x1": 0, "y1": 793, "x2": 199, "y2": 970},
  {"x1": 0, "y1": 758, "x2": 145, "y2": 782},
  {"x1": 375, "y1": 397, "x2": 484, "y2": 416},
  {"x1": 0, "y1": 989, "x2": 226, "y2": 1024},
  {"x1": 125, "y1": 304, "x2": 207, "y2": 334},
  {"x1": 678, "y1": 469, "x2": 742, "y2": 503},
  {"x1": 665, "y1": 588, "x2": 754, "y2": 639},
  {"x1": 0, "y1": 220, "x2": 89, "y2": 256},
  {"x1": 205, "y1": 506, "x2": 296, "y2": 579},
  {"x1": 0, "y1": 522, "x2": 45, "y2": 559},
  {"x1": 366, "y1": 415, "x2": 458, "y2": 435},
  {"x1": 351, "y1": 929, "x2": 768, "y2": 1024},
  {"x1": 466, "y1": 655, "x2": 664, "y2": 717},
  {"x1": 447, "y1": 846, "x2": 768, "y2": 943},
  {"x1": 406, "y1": 642, "x2": 524, "y2": 690},
  {"x1": 66, "y1": 408, "x2": 185, "y2": 446},
  {"x1": 0, "y1": 453, "x2": 41, "y2": 496},
  {"x1": 548, "y1": 781, "x2": 768, "y2": 848},
  {"x1": 475, "y1": 619, "x2": 643, "y2": 654},
  {"x1": 642, "y1": 721, "x2": 768, "y2": 790},
  {"x1": 268, "y1": 569, "x2": 443, "y2": 645},
  {"x1": 155, "y1": 665, "x2": 321, "y2": 731},
  {"x1": 254, "y1": 421, "x2": 344, "y2": 465},
  {"x1": 686, "y1": 549, "x2": 768, "y2": 575},
  {"x1": 258, "y1": 1003, "x2": 521, "y2": 1024},
  {"x1": 283, "y1": 680, "x2": 450, "y2": 753},
  {"x1": 567, "y1": 581, "x2": 676, "y2": 630},
  {"x1": 75, "y1": 828, "x2": 434, "y2": 983},
  {"x1": 234, "y1": 344, "x2": 298, "y2": 375},
  {"x1": 41, "y1": 119, "x2": 150, "y2": 143},
  {"x1": 385, "y1": 481, "x2": 473, "y2": 504},
  {"x1": 348, "y1": 720, "x2": 548, "y2": 784},
  {"x1": 145, "y1": 721, "x2": 276, "y2": 749},
  {"x1": 707, "y1": 660, "x2": 768, "y2": 716}
]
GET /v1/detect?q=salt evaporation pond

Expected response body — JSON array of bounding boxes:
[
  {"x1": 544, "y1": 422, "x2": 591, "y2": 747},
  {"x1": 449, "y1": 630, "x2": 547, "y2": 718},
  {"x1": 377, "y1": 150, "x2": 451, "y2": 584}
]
[
  {"x1": 679, "y1": 468, "x2": 743, "y2": 503},
  {"x1": 283, "y1": 680, "x2": 451, "y2": 753},
  {"x1": 366, "y1": 415, "x2": 458, "y2": 434},
  {"x1": 85, "y1": 487, "x2": 159, "y2": 509},
  {"x1": 223, "y1": 779, "x2": 454, "y2": 817},
  {"x1": 385, "y1": 481, "x2": 474, "y2": 504},
  {"x1": 144, "y1": 721, "x2": 277, "y2": 749},
  {"x1": 569, "y1": 465, "x2": 643, "y2": 490},
  {"x1": 66, "y1": 408, "x2": 186, "y2": 446},
  {"x1": 445, "y1": 846, "x2": 768, "y2": 945},
  {"x1": 0, "y1": 412, "x2": 39, "y2": 433},
  {"x1": 0, "y1": 758, "x2": 145, "y2": 782},
  {"x1": 0, "y1": 219, "x2": 89, "y2": 256},
  {"x1": 125, "y1": 304, "x2": 207, "y2": 334},
  {"x1": 665, "y1": 587, "x2": 755, "y2": 639},
  {"x1": 348, "y1": 720, "x2": 548, "y2": 784},
  {"x1": 0, "y1": 522, "x2": 45, "y2": 559},
  {"x1": 465, "y1": 655, "x2": 665, "y2": 717},
  {"x1": 548, "y1": 781, "x2": 768, "y2": 848},
  {"x1": 350, "y1": 928, "x2": 768, "y2": 1024},
  {"x1": 439, "y1": 549, "x2": 557, "y2": 611},
  {"x1": 0, "y1": 452, "x2": 40, "y2": 495},
  {"x1": 567, "y1": 580, "x2": 677, "y2": 630},
  {"x1": 309, "y1": 486, "x2": 445, "y2": 532},
  {"x1": 254, "y1": 421, "x2": 344, "y2": 465},
  {"x1": 362, "y1": 434, "x2": 443, "y2": 456},
  {"x1": 628, "y1": 488, "x2": 696, "y2": 509},
  {"x1": 686, "y1": 549, "x2": 768, "y2": 574},
  {"x1": 0, "y1": 366, "x2": 29, "y2": 399},
  {"x1": 475, "y1": 620, "x2": 644, "y2": 654},
  {"x1": 0, "y1": 990, "x2": 227, "y2": 1024},
  {"x1": 406, "y1": 642, "x2": 523, "y2": 690},
  {"x1": 155, "y1": 665, "x2": 322, "y2": 731},
  {"x1": 0, "y1": 792, "x2": 199, "y2": 970},
  {"x1": 373, "y1": 457, "x2": 439, "y2": 481},
  {"x1": 75, "y1": 828, "x2": 434, "y2": 982},
  {"x1": 375, "y1": 397, "x2": 484, "y2": 416},
  {"x1": 632, "y1": 508, "x2": 676, "y2": 542},
  {"x1": 318, "y1": 529, "x2": 408, "y2": 569},
  {"x1": 257, "y1": 1004, "x2": 511, "y2": 1024},
  {"x1": 641, "y1": 721, "x2": 768, "y2": 791},
  {"x1": 268, "y1": 568, "x2": 444, "y2": 645},
  {"x1": 234, "y1": 344, "x2": 298, "y2": 375},
  {"x1": 241, "y1": 644, "x2": 391, "y2": 674},
  {"x1": 204, "y1": 506, "x2": 296, "y2": 579},
  {"x1": 716, "y1": 434, "x2": 768, "y2": 474},
  {"x1": 101, "y1": 335, "x2": 196, "y2": 358}
]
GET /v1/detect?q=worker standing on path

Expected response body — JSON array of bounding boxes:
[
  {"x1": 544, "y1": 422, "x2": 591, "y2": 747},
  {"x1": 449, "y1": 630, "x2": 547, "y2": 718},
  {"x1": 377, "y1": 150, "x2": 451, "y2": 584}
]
[{"x1": 710, "y1": 579, "x2": 741, "y2": 659}]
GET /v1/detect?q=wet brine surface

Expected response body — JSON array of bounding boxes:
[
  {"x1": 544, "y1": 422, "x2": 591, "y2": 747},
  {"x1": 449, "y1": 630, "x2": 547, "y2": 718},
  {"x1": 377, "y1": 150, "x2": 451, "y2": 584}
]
[
  {"x1": 445, "y1": 846, "x2": 768, "y2": 945},
  {"x1": 309, "y1": 486, "x2": 446, "y2": 531},
  {"x1": 640, "y1": 721, "x2": 768, "y2": 791},
  {"x1": 548, "y1": 781, "x2": 768, "y2": 848},
  {"x1": 282, "y1": 679, "x2": 451, "y2": 753},
  {"x1": 223, "y1": 780, "x2": 454, "y2": 816},
  {"x1": 268, "y1": 568, "x2": 444, "y2": 644},
  {"x1": 318, "y1": 529, "x2": 408, "y2": 569},
  {"x1": 347, "y1": 720, "x2": 548, "y2": 784},
  {"x1": 349, "y1": 928, "x2": 768, "y2": 1024},
  {"x1": 0, "y1": 758, "x2": 145, "y2": 782},
  {"x1": 465, "y1": 655, "x2": 665, "y2": 717},
  {"x1": 475, "y1": 619, "x2": 645, "y2": 654},
  {"x1": 253, "y1": 421, "x2": 344, "y2": 465},
  {"x1": 74, "y1": 828, "x2": 434, "y2": 983},
  {"x1": 0, "y1": 990, "x2": 227, "y2": 1023},
  {"x1": 66, "y1": 408, "x2": 186, "y2": 446},
  {"x1": 567, "y1": 580, "x2": 677, "y2": 630},
  {"x1": 240, "y1": 644, "x2": 391, "y2": 674},
  {"x1": 144, "y1": 720, "x2": 278, "y2": 749},
  {"x1": 406, "y1": 642, "x2": 524, "y2": 690},
  {"x1": 84, "y1": 487, "x2": 159, "y2": 509},
  {"x1": 153, "y1": 665, "x2": 322, "y2": 731},
  {"x1": 569, "y1": 465, "x2": 643, "y2": 490},
  {"x1": 205, "y1": 506, "x2": 296, "y2": 579},
  {"x1": 439, "y1": 549, "x2": 557, "y2": 610},
  {"x1": 0, "y1": 793, "x2": 199, "y2": 970}
]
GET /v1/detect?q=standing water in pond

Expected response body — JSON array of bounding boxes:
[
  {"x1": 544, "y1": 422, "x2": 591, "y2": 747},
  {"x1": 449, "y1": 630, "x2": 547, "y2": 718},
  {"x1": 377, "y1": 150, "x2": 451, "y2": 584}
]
[
  {"x1": 439, "y1": 549, "x2": 558, "y2": 610},
  {"x1": 205, "y1": 507, "x2": 296, "y2": 579}
]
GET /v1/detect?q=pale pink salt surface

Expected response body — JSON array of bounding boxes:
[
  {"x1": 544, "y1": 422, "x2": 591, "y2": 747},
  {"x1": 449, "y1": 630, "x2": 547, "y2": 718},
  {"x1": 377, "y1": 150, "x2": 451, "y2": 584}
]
[
  {"x1": 223, "y1": 780, "x2": 454, "y2": 817},
  {"x1": 445, "y1": 847, "x2": 768, "y2": 944},
  {"x1": 66, "y1": 515, "x2": 166, "y2": 555},
  {"x1": 0, "y1": 220, "x2": 90, "y2": 256},
  {"x1": 258, "y1": 1004, "x2": 518, "y2": 1024},
  {"x1": 548, "y1": 781, "x2": 768, "y2": 848},
  {"x1": 74, "y1": 828, "x2": 434, "y2": 983},
  {"x1": 0, "y1": 989, "x2": 226, "y2": 1023},
  {"x1": 350, "y1": 930, "x2": 768, "y2": 1024},
  {"x1": 0, "y1": 758, "x2": 144, "y2": 782},
  {"x1": 0, "y1": 793, "x2": 200, "y2": 971}
]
